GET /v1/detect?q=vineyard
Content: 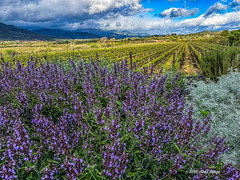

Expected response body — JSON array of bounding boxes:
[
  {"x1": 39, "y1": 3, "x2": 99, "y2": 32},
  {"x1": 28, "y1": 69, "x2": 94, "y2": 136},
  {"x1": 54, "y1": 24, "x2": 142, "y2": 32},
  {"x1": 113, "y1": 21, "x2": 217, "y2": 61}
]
[{"x1": 1, "y1": 41, "x2": 219, "y2": 76}]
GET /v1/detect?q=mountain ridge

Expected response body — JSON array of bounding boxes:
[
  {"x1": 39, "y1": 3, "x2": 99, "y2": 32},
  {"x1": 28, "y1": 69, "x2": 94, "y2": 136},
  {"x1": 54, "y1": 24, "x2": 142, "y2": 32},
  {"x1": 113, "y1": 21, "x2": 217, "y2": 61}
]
[
  {"x1": 32, "y1": 29, "x2": 101, "y2": 39},
  {"x1": 0, "y1": 22, "x2": 52, "y2": 41},
  {"x1": 0, "y1": 21, "x2": 150, "y2": 40}
]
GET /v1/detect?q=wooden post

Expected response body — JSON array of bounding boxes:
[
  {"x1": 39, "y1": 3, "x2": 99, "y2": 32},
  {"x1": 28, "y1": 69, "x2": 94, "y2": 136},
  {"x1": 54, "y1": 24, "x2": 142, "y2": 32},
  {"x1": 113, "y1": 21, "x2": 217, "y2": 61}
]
[
  {"x1": 173, "y1": 53, "x2": 176, "y2": 66},
  {"x1": 96, "y1": 53, "x2": 99, "y2": 61},
  {"x1": 130, "y1": 52, "x2": 133, "y2": 70},
  {"x1": 0, "y1": 53, "x2": 4, "y2": 63},
  {"x1": 148, "y1": 56, "x2": 150, "y2": 69}
]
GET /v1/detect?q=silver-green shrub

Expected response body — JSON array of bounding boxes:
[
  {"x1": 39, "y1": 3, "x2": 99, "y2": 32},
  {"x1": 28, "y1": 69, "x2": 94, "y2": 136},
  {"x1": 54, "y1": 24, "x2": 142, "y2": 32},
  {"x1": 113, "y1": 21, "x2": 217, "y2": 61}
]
[{"x1": 185, "y1": 70, "x2": 240, "y2": 167}]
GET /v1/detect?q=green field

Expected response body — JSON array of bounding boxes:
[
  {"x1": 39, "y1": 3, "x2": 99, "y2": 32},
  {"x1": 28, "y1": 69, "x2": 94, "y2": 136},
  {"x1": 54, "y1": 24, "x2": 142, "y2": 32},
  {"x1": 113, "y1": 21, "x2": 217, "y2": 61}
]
[{"x1": 0, "y1": 36, "x2": 220, "y2": 76}]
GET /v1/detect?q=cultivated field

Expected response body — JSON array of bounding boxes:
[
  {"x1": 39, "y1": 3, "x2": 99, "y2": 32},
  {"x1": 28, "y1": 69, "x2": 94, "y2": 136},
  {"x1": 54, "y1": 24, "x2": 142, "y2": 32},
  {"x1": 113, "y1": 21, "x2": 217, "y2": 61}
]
[{"x1": 0, "y1": 39, "x2": 219, "y2": 76}]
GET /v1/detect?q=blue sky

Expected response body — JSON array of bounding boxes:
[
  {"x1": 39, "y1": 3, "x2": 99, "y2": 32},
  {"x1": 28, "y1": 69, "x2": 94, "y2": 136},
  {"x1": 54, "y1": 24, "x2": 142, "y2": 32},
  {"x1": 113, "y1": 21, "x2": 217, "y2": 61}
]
[
  {"x1": 142, "y1": 0, "x2": 213, "y2": 19},
  {"x1": 0, "y1": 0, "x2": 240, "y2": 34}
]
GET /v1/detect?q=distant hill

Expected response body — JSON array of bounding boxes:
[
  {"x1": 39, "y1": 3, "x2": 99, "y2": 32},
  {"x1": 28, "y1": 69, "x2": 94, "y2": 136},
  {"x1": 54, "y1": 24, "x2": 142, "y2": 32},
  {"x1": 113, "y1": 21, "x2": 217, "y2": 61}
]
[
  {"x1": 32, "y1": 29, "x2": 101, "y2": 39},
  {"x1": 186, "y1": 30, "x2": 218, "y2": 36},
  {"x1": 0, "y1": 22, "x2": 52, "y2": 41},
  {"x1": 0, "y1": 21, "x2": 149, "y2": 40},
  {"x1": 32, "y1": 28, "x2": 149, "y2": 39},
  {"x1": 76, "y1": 28, "x2": 149, "y2": 39}
]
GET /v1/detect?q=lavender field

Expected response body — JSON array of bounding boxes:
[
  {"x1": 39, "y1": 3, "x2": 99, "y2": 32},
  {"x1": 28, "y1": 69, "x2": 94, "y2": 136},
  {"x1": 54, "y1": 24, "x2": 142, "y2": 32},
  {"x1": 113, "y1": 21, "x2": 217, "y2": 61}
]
[{"x1": 0, "y1": 58, "x2": 239, "y2": 179}]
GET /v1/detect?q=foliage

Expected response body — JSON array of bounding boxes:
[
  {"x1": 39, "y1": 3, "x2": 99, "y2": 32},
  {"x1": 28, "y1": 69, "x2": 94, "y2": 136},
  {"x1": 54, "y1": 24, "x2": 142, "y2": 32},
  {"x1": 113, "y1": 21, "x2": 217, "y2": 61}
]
[
  {"x1": 200, "y1": 45, "x2": 240, "y2": 82},
  {"x1": 185, "y1": 70, "x2": 240, "y2": 168},
  {"x1": 90, "y1": 43, "x2": 98, "y2": 48},
  {"x1": 1, "y1": 40, "x2": 219, "y2": 76},
  {"x1": 5, "y1": 49, "x2": 18, "y2": 56},
  {"x1": 228, "y1": 30, "x2": 240, "y2": 46},
  {"x1": 220, "y1": 30, "x2": 230, "y2": 37},
  {"x1": 163, "y1": 63, "x2": 186, "y2": 93},
  {"x1": 0, "y1": 59, "x2": 239, "y2": 179}
]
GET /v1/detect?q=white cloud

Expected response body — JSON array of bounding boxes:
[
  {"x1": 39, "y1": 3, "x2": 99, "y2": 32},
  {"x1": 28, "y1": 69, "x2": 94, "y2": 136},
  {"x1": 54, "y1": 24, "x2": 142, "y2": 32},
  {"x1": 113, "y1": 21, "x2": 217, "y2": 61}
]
[
  {"x1": 230, "y1": 0, "x2": 240, "y2": 9},
  {"x1": 89, "y1": 0, "x2": 146, "y2": 14},
  {"x1": 0, "y1": 0, "x2": 150, "y2": 23},
  {"x1": 158, "y1": 7, "x2": 199, "y2": 18},
  {"x1": 79, "y1": 10, "x2": 240, "y2": 34},
  {"x1": 204, "y1": 2, "x2": 228, "y2": 17},
  {"x1": 1, "y1": 0, "x2": 240, "y2": 35}
]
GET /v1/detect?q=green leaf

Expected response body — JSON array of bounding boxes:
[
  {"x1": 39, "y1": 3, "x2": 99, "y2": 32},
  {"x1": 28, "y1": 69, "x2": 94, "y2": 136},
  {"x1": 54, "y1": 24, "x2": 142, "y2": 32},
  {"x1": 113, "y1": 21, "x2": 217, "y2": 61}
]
[
  {"x1": 171, "y1": 141, "x2": 181, "y2": 153},
  {"x1": 40, "y1": 164, "x2": 51, "y2": 172},
  {"x1": 25, "y1": 161, "x2": 34, "y2": 168},
  {"x1": 100, "y1": 140, "x2": 108, "y2": 145},
  {"x1": 182, "y1": 153, "x2": 193, "y2": 159},
  {"x1": 134, "y1": 154, "x2": 139, "y2": 166},
  {"x1": 0, "y1": 160, "x2": 6, "y2": 166},
  {"x1": 213, "y1": 107, "x2": 216, "y2": 113},
  {"x1": 127, "y1": 172, "x2": 137, "y2": 177},
  {"x1": 134, "y1": 150, "x2": 142, "y2": 154},
  {"x1": 200, "y1": 110, "x2": 209, "y2": 116},
  {"x1": 93, "y1": 151, "x2": 103, "y2": 161},
  {"x1": 27, "y1": 172, "x2": 33, "y2": 179},
  {"x1": 30, "y1": 144, "x2": 39, "y2": 150},
  {"x1": 138, "y1": 170, "x2": 148, "y2": 177},
  {"x1": 49, "y1": 160, "x2": 59, "y2": 164},
  {"x1": 119, "y1": 133, "x2": 130, "y2": 142},
  {"x1": 116, "y1": 100, "x2": 122, "y2": 106}
]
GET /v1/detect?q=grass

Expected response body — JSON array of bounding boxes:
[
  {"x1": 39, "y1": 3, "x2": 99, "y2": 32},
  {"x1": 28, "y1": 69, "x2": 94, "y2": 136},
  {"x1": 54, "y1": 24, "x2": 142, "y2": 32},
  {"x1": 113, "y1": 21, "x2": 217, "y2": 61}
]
[{"x1": 200, "y1": 45, "x2": 240, "y2": 82}]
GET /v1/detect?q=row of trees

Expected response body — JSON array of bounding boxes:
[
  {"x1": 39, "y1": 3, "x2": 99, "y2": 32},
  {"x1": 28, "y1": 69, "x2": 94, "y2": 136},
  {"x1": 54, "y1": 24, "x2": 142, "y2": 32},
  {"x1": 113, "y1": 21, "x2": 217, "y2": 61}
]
[{"x1": 221, "y1": 29, "x2": 240, "y2": 46}]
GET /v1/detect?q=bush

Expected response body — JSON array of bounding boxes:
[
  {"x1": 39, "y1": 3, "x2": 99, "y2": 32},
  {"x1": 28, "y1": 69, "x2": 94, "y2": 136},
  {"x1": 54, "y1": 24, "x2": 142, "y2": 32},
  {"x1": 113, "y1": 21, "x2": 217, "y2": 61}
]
[
  {"x1": 228, "y1": 29, "x2": 240, "y2": 46},
  {"x1": 200, "y1": 46, "x2": 240, "y2": 82},
  {"x1": 0, "y1": 60, "x2": 239, "y2": 179},
  {"x1": 5, "y1": 49, "x2": 18, "y2": 56},
  {"x1": 90, "y1": 43, "x2": 98, "y2": 48},
  {"x1": 185, "y1": 70, "x2": 240, "y2": 168}
]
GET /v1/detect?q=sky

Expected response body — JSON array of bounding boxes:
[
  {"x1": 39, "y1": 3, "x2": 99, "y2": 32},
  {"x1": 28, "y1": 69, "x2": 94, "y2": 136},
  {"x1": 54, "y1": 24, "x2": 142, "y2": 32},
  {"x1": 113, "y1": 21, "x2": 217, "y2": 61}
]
[{"x1": 0, "y1": 0, "x2": 240, "y2": 35}]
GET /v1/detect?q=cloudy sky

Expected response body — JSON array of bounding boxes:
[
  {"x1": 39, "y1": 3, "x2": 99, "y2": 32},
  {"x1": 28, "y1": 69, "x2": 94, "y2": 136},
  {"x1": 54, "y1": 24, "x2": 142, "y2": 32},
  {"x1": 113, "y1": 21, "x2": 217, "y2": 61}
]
[{"x1": 0, "y1": 0, "x2": 240, "y2": 34}]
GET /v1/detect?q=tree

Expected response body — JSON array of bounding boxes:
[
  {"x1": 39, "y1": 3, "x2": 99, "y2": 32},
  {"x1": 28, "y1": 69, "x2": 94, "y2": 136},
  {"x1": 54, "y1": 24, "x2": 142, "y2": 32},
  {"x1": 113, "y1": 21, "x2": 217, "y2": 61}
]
[
  {"x1": 228, "y1": 30, "x2": 240, "y2": 46},
  {"x1": 100, "y1": 37, "x2": 108, "y2": 47},
  {"x1": 221, "y1": 29, "x2": 229, "y2": 37},
  {"x1": 109, "y1": 38, "x2": 116, "y2": 47}
]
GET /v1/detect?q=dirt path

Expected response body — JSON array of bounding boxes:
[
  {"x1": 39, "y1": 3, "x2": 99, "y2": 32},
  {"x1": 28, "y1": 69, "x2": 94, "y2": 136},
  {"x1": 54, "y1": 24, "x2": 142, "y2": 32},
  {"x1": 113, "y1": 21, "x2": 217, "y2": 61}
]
[{"x1": 181, "y1": 43, "x2": 201, "y2": 76}]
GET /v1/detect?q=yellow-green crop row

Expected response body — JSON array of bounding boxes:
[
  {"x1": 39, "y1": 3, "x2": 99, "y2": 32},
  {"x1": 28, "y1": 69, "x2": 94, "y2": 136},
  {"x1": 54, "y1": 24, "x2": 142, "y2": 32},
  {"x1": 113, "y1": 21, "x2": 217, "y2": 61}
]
[
  {"x1": 188, "y1": 43, "x2": 201, "y2": 60},
  {"x1": 137, "y1": 43, "x2": 182, "y2": 71},
  {"x1": 175, "y1": 43, "x2": 186, "y2": 69},
  {"x1": 133, "y1": 43, "x2": 179, "y2": 65},
  {"x1": 190, "y1": 43, "x2": 206, "y2": 53}
]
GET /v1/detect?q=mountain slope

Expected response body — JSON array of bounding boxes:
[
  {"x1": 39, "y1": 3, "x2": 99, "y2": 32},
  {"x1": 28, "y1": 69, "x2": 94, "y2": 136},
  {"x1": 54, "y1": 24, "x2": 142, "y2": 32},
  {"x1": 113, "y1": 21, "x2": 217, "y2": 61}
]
[
  {"x1": 33, "y1": 28, "x2": 150, "y2": 39},
  {"x1": 0, "y1": 22, "x2": 52, "y2": 40},
  {"x1": 76, "y1": 28, "x2": 149, "y2": 39},
  {"x1": 32, "y1": 29, "x2": 101, "y2": 39}
]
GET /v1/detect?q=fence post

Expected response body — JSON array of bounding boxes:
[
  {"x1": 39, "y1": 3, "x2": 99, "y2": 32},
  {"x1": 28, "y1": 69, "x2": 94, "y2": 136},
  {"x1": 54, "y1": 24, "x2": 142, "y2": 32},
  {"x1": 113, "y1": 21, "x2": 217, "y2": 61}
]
[
  {"x1": 173, "y1": 53, "x2": 176, "y2": 66},
  {"x1": 96, "y1": 53, "x2": 99, "y2": 61},
  {"x1": 130, "y1": 52, "x2": 133, "y2": 70},
  {"x1": 0, "y1": 53, "x2": 4, "y2": 63},
  {"x1": 148, "y1": 56, "x2": 150, "y2": 68}
]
